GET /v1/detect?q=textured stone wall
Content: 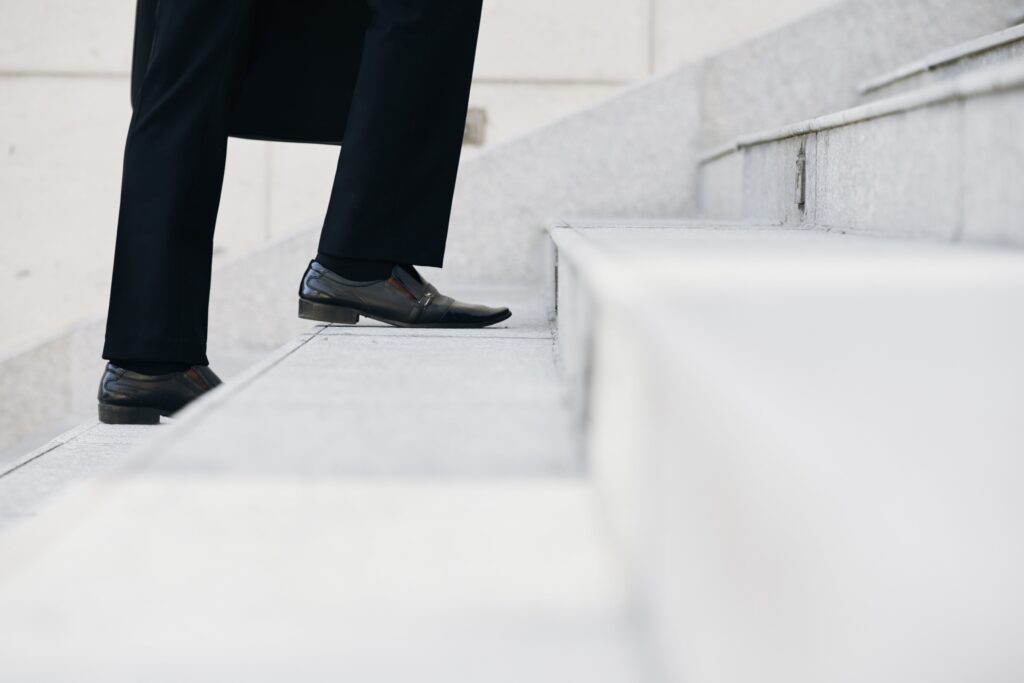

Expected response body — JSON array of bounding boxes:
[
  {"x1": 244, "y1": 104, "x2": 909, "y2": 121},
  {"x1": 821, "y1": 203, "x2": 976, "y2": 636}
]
[{"x1": 698, "y1": 0, "x2": 1024, "y2": 147}]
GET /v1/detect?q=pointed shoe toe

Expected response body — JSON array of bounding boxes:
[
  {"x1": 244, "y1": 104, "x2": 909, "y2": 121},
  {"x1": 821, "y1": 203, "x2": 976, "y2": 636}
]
[{"x1": 298, "y1": 260, "x2": 512, "y2": 328}]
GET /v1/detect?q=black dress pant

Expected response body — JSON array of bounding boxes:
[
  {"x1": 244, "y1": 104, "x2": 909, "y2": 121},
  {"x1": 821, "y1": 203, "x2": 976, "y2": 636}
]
[{"x1": 103, "y1": 0, "x2": 482, "y2": 365}]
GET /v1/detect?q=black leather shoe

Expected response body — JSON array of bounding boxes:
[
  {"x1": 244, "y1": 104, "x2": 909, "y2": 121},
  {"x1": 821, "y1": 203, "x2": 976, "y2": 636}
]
[
  {"x1": 298, "y1": 260, "x2": 512, "y2": 328},
  {"x1": 97, "y1": 363, "x2": 223, "y2": 425}
]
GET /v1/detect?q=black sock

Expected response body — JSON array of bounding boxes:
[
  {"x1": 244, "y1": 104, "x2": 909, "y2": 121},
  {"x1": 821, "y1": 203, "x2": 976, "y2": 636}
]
[
  {"x1": 316, "y1": 252, "x2": 395, "y2": 281},
  {"x1": 110, "y1": 359, "x2": 192, "y2": 375}
]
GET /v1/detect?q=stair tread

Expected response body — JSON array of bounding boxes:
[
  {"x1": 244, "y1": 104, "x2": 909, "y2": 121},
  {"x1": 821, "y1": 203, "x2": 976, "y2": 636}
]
[
  {"x1": 141, "y1": 286, "x2": 570, "y2": 477},
  {"x1": 0, "y1": 421, "x2": 155, "y2": 531}
]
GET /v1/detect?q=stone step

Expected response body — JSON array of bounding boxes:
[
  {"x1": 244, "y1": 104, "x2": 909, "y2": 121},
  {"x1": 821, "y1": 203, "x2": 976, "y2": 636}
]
[
  {"x1": 858, "y1": 22, "x2": 1024, "y2": 100},
  {"x1": 697, "y1": 60, "x2": 1024, "y2": 245},
  {"x1": 549, "y1": 220, "x2": 1024, "y2": 682},
  {"x1": 0, "y1": 286, "x2": 565, "y2": 534},
  {"x1": 0, "y1": 286, "x2": 638, "y2": 680}
]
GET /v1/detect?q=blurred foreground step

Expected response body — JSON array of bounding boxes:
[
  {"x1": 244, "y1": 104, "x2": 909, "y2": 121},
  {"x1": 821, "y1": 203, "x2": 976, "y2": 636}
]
[
  {"x1": 551, "y1": 220, "x2": 1024, "y2": 682},
  {"x1": 0, "y1": 480, "x2": 641, "y2": 682}
]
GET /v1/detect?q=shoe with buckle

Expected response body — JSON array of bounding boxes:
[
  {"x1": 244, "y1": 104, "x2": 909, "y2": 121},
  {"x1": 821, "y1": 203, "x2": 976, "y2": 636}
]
[{"x1": 297, "y1": 260, "x2": 512, "y2": 328}]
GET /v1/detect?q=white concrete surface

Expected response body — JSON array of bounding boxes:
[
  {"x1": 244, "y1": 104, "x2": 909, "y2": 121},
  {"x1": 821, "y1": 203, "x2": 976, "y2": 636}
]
[{"x1": 552, "y1": 222, "x2": 1024, "y2": 683}]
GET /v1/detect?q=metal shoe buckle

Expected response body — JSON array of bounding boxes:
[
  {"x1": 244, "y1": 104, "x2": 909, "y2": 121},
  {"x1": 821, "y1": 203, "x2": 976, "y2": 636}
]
[{"x1": 417, "y1": 291, "x2": 435, "y2": 309}]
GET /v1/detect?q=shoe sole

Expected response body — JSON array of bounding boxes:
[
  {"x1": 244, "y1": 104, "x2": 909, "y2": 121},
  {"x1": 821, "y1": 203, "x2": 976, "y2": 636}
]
[
  {"x1": 298, "y1": 298, "x2": 512, "y2": 329},
  {"x1": 97, "y1": 403, "x2": 170, "y2": 425}
]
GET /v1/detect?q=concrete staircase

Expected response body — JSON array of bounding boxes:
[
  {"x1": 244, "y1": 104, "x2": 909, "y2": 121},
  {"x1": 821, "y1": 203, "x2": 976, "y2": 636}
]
[{"x1": 2, "y1": 1, "x2": 1024, "y2": 681}]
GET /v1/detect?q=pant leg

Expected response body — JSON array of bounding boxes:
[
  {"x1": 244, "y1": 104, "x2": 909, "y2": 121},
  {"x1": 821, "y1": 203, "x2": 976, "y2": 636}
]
[
  {"x1": 317, "y1": 0, "x2": 484, "y2": 268},
  {"x1": 102, "y1": 0, "x2": 255, "y2": 365}
]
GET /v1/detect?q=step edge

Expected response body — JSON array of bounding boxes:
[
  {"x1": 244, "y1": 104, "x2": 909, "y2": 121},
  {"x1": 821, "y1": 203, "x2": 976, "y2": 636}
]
[
  {"x1": 0, "y1": 421, "x2": 100, "y2": 481},
  {"x1": 550, "y1": 218, "x2": 780, "y2": 231},
  {"x1": 549, "y1": 222, "x2": 1024, "y2": 266},
  {"x1": 698, "y1": 59, "x2": 1024, "y2": 164},
  {"x1": 858, "y1": 22, "x2": 1024, "y2": 96}
]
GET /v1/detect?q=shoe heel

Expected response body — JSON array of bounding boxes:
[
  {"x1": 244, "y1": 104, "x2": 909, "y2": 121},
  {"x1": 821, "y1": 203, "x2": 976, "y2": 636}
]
[
  {"x1": 298, "y1": 299, "x2": 360, "y2": 325},
  {"x1": 98, "y1": 403, "x2": 161, "y2": 425}
]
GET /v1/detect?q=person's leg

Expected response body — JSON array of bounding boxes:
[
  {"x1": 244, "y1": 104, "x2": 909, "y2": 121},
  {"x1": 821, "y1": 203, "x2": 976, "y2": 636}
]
[
  {"x1": 300, "y1": 0, "x2": 507, "y2": 329},
  {"x1": 316, "y1": 0, "x2": 484, "y2": 273},
  {"x1": 102, "y1": 0, "x2": 255, "y2": 368}
]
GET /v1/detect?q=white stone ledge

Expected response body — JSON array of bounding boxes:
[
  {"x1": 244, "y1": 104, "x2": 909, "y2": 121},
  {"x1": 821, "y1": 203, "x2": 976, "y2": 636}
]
[
  {"x1": 858, "y1": 22, "x2": 1024, "y2": 95},
  {"x1": 551, "y1": 222, "x2": 1024, "y2": 682},
  {"x1": 698, "y1": 59, "x2": 1024, "y2": 164}
]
